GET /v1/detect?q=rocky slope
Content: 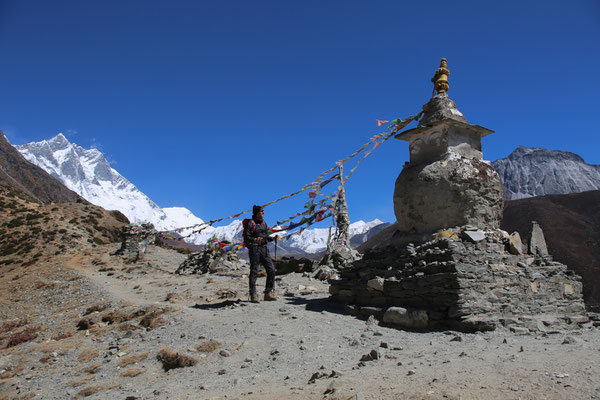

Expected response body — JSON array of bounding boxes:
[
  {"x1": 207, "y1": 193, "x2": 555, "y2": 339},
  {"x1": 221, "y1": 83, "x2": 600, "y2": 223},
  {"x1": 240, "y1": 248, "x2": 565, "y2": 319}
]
[
  {"x1": 492, "y1": 146, "x2": 600, "y2": 200},
  {"x1": 0, "y1": 184, "x2": 128, "y2": 269}
]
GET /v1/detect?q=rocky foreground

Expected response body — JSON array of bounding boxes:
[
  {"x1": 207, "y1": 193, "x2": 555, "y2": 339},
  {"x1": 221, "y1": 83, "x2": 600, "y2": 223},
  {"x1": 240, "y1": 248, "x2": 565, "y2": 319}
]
[{"x1": 1, "y1": 243, "x2": 600, "y2": 400}]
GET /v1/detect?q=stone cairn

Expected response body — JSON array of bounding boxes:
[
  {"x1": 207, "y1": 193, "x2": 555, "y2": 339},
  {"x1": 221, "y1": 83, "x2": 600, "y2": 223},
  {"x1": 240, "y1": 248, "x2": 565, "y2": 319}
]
[
  {"x1": 329, "y1": 59, "x2": 589, "y2": 332},
  {"x1": 176, "y1": 245, "x2": 247, "y2": 275},
  {"x1": 316, "y1": 162, "x2": 361, "y2": 280},
  {"x1": 111, "y1": 223, "x2": 157, "y2": 263}
]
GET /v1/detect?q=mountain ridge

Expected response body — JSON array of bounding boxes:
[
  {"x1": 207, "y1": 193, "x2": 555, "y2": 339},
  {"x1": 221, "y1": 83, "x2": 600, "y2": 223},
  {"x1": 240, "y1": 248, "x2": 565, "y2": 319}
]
[
  {"x1": 0, "y1": 131, "x2": 84, "y2": 204},
  {"x1": 492, "y1": 146, "x2": 600, "y2": 200},
  {"x1": 16, "y1": 133, "x2": 171, "y2": 229}
]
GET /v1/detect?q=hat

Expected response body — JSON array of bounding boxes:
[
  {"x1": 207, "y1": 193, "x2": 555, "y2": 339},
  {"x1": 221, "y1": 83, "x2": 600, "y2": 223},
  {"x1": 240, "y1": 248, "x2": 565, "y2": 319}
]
[{"x1": 252, "y1": 205, "x2": 263, "y2": 215}]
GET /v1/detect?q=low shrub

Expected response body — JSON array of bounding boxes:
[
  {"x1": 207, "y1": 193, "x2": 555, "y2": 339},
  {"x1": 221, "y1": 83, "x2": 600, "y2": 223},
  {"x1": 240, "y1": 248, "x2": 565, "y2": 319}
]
[
  {"x1": 196, "y1": 339, "x2": 220, "y2": 353},
  {"x1": 156, "y1": 347, "x2": 197, "y2": 371},
  {"x1": 5, "y1": 326, "x2": 39, "y2": 348}
]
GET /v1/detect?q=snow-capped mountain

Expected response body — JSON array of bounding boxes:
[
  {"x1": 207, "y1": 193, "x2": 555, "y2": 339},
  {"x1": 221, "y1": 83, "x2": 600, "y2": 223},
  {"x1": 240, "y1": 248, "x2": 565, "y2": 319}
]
[
  {"x1": 15, "y1": 133, "x2": 387, "y2": 254},
  {"x1": 185, "y1": 218, "x2": 388, "y2": 255},
  {"x1": 492, "y1": 146, "x2": 600, "y2": 200},
  {"x1": 16, "y1": 133, "x2": 179, "y2": 229}
]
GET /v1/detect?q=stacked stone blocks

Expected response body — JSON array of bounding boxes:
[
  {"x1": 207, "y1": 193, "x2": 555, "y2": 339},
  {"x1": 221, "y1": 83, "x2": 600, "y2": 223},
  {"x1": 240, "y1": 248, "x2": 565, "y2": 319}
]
[{"x1": 329, "y1": 229, "x2": 587, "y2": 332}]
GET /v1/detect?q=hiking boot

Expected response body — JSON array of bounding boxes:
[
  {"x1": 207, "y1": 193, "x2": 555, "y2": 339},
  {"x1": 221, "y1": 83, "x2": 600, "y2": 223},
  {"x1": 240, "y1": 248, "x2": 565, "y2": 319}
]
[
  {"x1": 264, "y1": 291, "x2": 277, "y2": 301},
  {"x1": 250, "y1": 293, "x2": 260, "y2": 303}
]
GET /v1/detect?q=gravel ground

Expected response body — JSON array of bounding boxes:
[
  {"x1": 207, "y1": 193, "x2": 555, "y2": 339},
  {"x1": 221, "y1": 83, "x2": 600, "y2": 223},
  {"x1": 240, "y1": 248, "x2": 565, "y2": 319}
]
[{"x1": 1, "y1": 244, "x2": 600, "y2": 400}]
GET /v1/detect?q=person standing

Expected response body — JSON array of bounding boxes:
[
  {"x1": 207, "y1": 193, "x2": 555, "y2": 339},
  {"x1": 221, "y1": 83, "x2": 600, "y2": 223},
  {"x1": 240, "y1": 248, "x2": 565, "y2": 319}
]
[{"x1": 244, "y1": 205, "x2": 277, "y2": 303}]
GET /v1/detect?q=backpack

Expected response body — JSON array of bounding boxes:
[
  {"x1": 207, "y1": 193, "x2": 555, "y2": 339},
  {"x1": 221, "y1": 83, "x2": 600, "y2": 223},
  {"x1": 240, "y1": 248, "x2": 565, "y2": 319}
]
[{"x1": 242, "y1": 218, "x2": 264, "y2": 248}]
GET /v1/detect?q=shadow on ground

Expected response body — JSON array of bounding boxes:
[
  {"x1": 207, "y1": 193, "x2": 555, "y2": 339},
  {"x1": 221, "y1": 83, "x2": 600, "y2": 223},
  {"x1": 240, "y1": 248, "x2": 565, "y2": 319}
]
[
  {"x1": 191, "y1": 299, "x2": 243, "y2": 310},
  {"x1": 283, "y1": 294, "x2": 347, "y2": 315}
]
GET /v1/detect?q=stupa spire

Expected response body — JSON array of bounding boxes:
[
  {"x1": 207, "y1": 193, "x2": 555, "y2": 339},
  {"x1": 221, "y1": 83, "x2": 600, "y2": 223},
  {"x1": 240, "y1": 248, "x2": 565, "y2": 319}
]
[{"x1": 431, "y1": 58, "x2": 450, "y2": 95}]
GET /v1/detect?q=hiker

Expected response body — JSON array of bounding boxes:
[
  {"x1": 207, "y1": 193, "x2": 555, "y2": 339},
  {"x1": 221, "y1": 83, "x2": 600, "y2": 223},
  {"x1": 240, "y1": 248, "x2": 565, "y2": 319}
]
[{"x1": 244, "y1": 205, "x2": 277, "y2": 303}]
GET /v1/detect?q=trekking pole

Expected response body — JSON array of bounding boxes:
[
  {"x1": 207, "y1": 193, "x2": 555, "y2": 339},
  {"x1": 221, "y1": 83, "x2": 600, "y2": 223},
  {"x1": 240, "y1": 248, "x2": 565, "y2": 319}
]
[{"x1": 274, "y1": 236, "x2": 278, "y2": 262}]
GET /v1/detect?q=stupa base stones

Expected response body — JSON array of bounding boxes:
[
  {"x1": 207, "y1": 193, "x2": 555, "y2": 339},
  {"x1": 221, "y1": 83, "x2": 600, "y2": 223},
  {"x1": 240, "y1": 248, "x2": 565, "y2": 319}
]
[{"x1": 329, "y1": 225, "x2": 588, "y2": 332}]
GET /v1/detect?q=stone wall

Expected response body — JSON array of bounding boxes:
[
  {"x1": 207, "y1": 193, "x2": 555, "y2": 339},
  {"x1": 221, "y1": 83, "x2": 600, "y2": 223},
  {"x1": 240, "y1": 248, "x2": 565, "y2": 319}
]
[{"x1": 329, "y1": 227, "x2": 588, "y2": 333}]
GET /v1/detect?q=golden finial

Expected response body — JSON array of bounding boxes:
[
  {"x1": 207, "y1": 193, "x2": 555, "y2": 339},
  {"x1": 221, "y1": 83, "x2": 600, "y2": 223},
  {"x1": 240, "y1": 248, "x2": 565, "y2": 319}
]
[{"x1": 431, "y1": 58, "x2": 450, "y2": 95}]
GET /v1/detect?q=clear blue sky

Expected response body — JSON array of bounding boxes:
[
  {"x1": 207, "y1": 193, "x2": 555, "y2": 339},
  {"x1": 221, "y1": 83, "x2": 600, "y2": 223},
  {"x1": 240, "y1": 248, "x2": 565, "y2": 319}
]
[{"x1": 1, "y1": 1, "x2": 599, "y2": 225}]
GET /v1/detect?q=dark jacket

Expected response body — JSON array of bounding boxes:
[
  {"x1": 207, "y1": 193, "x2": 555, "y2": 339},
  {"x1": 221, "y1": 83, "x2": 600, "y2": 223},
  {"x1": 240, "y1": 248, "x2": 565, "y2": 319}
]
[{"x1": 244, "y1": 217, "x2": 271, "y2": 248}]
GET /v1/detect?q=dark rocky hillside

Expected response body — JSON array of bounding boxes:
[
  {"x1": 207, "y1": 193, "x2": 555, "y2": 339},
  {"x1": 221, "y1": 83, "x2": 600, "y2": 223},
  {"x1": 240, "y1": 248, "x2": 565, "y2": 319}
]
[
  {"x1": 0, "y1": 131, "x2": 83, "y2": 204},
  {"x1": 501, "y1": 190, "x2": 600, "y2": 312}
]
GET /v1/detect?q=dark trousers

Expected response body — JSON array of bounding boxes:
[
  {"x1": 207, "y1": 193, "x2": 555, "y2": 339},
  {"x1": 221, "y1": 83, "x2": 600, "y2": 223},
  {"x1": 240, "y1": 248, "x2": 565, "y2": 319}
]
[{"x1": 249, "y1": 245, "x2": 275, "y2": 295}]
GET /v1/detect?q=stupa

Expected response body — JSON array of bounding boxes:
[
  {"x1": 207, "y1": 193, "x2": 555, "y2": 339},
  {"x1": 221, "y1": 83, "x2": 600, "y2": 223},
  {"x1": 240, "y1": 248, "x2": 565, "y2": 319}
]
[{"x1": 328, "y1": 60, "x2": 589, "y2": 332}]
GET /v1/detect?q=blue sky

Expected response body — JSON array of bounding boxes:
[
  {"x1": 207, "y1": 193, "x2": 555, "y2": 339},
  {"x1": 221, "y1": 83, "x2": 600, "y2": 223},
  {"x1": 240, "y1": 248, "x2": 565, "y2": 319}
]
[{"x1": 1, "y1": 1, "x2": 599, "y2": 225}]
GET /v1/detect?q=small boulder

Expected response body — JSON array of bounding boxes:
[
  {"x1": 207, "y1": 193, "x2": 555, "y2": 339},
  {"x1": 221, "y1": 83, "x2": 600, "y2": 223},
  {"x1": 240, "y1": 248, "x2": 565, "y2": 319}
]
[
  {"x1": 529, "y1": 221, "x2": 548, "y2": 256},
  {"x1": 462, "y1": 230, "x2": 485, "y2": 242},
  {"x1": 508, "y1": 232, "x2": 523, "y2": 255},
  {"x1": 367, "y1": 277, "x2": 385, "y2": 292}
]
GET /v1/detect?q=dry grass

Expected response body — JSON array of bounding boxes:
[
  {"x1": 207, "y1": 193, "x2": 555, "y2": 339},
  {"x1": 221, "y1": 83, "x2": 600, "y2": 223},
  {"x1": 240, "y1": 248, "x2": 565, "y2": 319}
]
[
  {"x1": 117, "y1": 352, "x2": 149, "y2": 367},
  {"x1": 77, "y1": 348, "x2": 99, "y2": 363},
  {"x1": 68, "y1": 375, "x2": 95, "y2": 387},
  {"x1": 156, "y1": 347, "x2": 197, "y2": 371},
  {"x1": 196, "y1": 339, "x2": 220, "y2": 353},
  {"x1": 121, "y1": 367, "x2": 145, "y2": 377},
  {"x1": 79, "y1": 363, "x2": 102, "y2": 374},
  {"x1": 75, "y1": 382, "x2": 119, "y2": 398}
]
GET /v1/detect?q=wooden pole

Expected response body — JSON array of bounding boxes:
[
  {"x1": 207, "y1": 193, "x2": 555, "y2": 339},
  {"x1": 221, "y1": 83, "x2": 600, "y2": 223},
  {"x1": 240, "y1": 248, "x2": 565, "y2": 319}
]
[{"x1": 335, "y1": 162, "x2": 350, "y2": 247}]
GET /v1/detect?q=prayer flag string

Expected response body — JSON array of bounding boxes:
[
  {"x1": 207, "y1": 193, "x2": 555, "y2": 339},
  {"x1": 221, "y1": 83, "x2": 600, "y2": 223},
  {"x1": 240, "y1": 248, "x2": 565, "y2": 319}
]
[{"x1": 153, "y1": 111, "x2": 422, "y2": 250}]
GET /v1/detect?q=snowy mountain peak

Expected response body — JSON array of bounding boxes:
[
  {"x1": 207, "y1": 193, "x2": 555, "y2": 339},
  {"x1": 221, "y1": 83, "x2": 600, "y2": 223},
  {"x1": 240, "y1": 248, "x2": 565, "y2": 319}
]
[{"x1": 15, "y1": 134, "x2": 197, "y2": 230}]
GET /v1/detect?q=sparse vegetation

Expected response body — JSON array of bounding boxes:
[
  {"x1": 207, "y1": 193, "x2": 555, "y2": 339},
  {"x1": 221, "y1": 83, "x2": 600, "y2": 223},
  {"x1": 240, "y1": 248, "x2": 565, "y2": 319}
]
[{"x1": 5, "y1": 216, "x2": 24, "y2": 228}]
